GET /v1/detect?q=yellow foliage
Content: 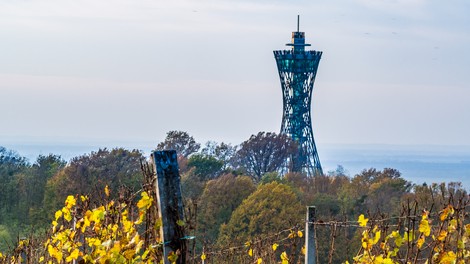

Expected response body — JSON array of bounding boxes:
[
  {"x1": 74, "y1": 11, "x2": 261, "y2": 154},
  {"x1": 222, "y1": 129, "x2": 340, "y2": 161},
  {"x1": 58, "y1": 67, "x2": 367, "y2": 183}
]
[
  {"x1": 280, "y1": 251, "x2": 289, "y2": 264},
  {"x1": 54, "y1": 210, "x2": 62, "y2": 220},
  {"x1": 419, "y1": 214, "x2": 431, "y2": 237},
  {"x1": 104, "y1": 185, "x2": 110, "y2": 197},
  {"x1": 351, "y1": 199, "x2": 470, "y2": 264},
  {"x1": 417, "y1": 234, "x2": 425, "y2": 249},
  {"x1": 439, "y1": 251, "x2": 457, "y2": 264},
  {"x1": 137, "y1": 191, "x2": 153, "y2": 210},
  {"x1": 358, "y1": 214, "x2": 369, "y2": 227},
  {"x1": 21, "y1": 186, "x2": 162, "y2": 263},
  {"x1": 440, "y1": 205, "x2": 454, "y2": 221},
  {"x1": 65, "y1": 195, "x2": 76, "y2": 209},
  {"x1": 437, "y1": 230, "x2": 448, "y2": 241},
  {"x1": 167, "y1": 251, "x2": 179, "y2": 264},
  {"x1": 272, "y1": 243, "x2": 279, "y2": 251}
]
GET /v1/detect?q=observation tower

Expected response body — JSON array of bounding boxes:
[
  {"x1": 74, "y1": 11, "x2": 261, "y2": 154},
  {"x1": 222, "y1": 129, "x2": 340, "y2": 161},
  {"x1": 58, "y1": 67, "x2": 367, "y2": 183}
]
[{"x1": 273, "y1": 16, "x2": 323, "y2": 176}]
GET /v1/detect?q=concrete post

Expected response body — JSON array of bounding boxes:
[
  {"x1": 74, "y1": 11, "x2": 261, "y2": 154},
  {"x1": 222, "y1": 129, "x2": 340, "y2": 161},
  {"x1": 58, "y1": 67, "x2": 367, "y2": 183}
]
[{"x1": 305, "y1": 206, "x2": 316, "y2": 264}]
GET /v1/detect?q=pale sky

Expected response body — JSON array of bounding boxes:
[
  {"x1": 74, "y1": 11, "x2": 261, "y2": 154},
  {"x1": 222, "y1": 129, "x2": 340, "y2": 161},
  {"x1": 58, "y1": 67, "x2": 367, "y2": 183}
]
[{"x1": 1, "y1": 0, "x2": 470, "y2": 149}]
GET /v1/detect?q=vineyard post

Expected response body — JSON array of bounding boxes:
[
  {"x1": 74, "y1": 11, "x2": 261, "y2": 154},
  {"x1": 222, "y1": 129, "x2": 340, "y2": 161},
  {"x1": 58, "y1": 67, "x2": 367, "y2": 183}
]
[
  {"x1": 305, "y1": 206, "x2": 316, "y2": 264},
  {"x1": 152, "y1": 150, "x2": 187, "y2": 264}
]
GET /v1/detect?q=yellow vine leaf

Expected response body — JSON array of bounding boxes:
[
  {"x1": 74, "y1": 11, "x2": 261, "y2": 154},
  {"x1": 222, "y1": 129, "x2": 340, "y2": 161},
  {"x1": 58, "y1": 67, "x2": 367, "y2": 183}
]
[
  {"x1": 65, "y1": 195, "x2": 76, "y2": 209},
  {"x1": 457, "y1": 239, "x2": 464, "y2": 250},
  {"x1": 437, "y1": 230, "x2": 448, "y2": 241},
  {"x1": 404, "y1": 231, "x2": 415, "y2": 242},
  {"x1": 448, "y1": 219, "x2": 457, "y2": 233},
  {"x1": 440, "y1": 205, "x2": 454, "y2": 221},
  {"x1": 65, "y1": 248, "x2": 80, "y2": 262},
  {"x1": 248, "y1": 248, "x2": 253, "y2": 257},
  {"x1": 176, "y1": 220, "x2": 185, "y2": 227},
  {"x1": 391, "y1": 231, "x2": 403, "y2": 248},
  {"x1": 272, "y1": 243, "x2": 279, "y2": 251},
  {"x1": 358, "y1": 214, "x2": 369, "y2": 227},
  {"x1": 373, "y1": 230, "x2": 381, "y2": 244},
  {"x1": 465, "y1": 224, "x2": 470, "y2": 237},
  {"x1": 137, "y1": 192, "x2": 153, "y2": 210},
  {"x1": 440, "y1": 251, "x2": 456, "y2": 264},
  {"x1": 92, "y1": 206, "x2": 105, "y2": 223},
  {"x1": 281, "y1": 251, "x2": 289, "y2": 264},
  {"x1": 63, "y1": 208, "x2": 72, "y2": 222},
  {"x1": 419, "y1": 217, "x2": 431, "y2": 237},
  {"x1": 417, "y1": 234, "x2": 425, "y2": 249},
  {"x1": 104, "y1": 185, "x2": 110, "y2": 197},
  {"x1": 168, "y1": 251, "x2": 178, "y2": 264},
  {"x1": 257, "y1": 257, "x2": 263, "y2": 264},
  {"x1": 54, "y1": 210, "x2": 62, "y2": 220},
  {"x1": 288, "y1": 231, "x2": 296, "y2": 239}
]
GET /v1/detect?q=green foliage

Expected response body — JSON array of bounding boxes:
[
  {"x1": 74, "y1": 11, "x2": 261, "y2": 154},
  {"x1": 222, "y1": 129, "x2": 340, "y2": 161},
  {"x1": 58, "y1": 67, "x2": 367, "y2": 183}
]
[
  {"x1": 2, "y1": 140, "x2": 469, "y2": 263},
  {"x1": 187, "y1": 154, "x2": 223, "y2": 179},
  {"x1": 197, "y1": 174, "x2": 256, "y2": 244},
  {"x1": 218, "y1": 182, "x2": 303, "y2": 246},
  {"x1": 0, "y1": 189, "x2": 164, "y2": 262},
  {"x1": 201, "y1": 141, "x2": 237, "y2": 170},
  {"x1": 338, "y1": 168, "x2": 411, "y2": 217},
  {"x1": 259, "y1": 171, "x2": 285, "y2": 185},
  {"x1": 43, "y1": 148, "x2": 144, "y2": 212},
  {"x1": 180, "y1": 168, "x2": 206, "y2": 202},
  {"x1": 0, "y1": 147, "x2": 29, "y2": 224},
  {"x1": 0, "y1": 225, "x2": 12, "y2": 252}
]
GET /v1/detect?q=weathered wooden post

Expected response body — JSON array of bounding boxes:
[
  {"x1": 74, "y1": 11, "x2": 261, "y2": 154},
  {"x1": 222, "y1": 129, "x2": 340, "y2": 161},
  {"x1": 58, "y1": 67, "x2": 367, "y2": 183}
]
[
  {"x1": 152, "y1": 150, "x2": 187, "y2": 264},
  {"x1": 305, "y1": 206, "x2": 316, "y2": 264}
]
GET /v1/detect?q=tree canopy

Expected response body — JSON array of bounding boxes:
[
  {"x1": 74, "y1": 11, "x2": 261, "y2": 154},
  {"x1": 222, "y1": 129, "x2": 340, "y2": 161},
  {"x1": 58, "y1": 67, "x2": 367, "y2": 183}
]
[
  {"x1": 234, "y1": 132, "x2": 297, "y2": 181},
  {"x1": 157, "y1": 131, "x2": 200, "y2": 158},
  {"x1": 218, "y1": 182, "x2": 303, "y2": 246}
]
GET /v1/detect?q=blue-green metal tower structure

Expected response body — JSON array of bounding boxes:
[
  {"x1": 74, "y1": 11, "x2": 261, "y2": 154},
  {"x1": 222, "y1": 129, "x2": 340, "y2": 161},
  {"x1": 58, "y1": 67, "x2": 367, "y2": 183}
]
[{"x1": 274, "y1": 16, "x2": 323, "y2": 176}]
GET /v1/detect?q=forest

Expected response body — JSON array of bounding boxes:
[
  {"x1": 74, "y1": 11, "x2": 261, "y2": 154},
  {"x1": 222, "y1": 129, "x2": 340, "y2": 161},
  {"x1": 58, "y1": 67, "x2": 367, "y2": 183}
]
[{"x1": 0, "y1": 130, "x2": 468, "y2": 263}]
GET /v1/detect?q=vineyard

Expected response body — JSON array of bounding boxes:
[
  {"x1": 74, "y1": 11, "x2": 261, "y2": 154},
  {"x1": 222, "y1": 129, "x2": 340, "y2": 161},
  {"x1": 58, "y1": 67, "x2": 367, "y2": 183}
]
[
  {"x1": 0, "y1": 132, "x2": 469, "y2": 263},
  {"x1": 0, "y1": 155, "x2": 469, "y2": 263}
]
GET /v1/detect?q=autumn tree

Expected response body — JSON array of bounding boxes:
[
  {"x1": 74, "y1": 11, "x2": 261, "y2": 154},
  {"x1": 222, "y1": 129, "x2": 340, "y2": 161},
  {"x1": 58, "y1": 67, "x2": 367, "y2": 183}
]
[
  {"x1": 217, "y1": 182, "x2": 303, "y2": 246},
  {"x1": 187, "y1": 154, "x2": 223, "y2": 180},
  {"x1": 197, "y1": 174, "x2": 256, "y2": 244},
  {"x1": 156, "y1": 131, "x2": 200, "y2": 158},
  {"x1": 201, "y1": 141, "x2": 237, "y2": 170},
  {"x1": 43, "y1": 148, "x2": 144, "y2": 212},
  {"x1": 339, "y1": 168, "x2": 411, "y2": 216},
  {"x1": 0, "y1": 147, "x2": 28, "y2": 224},
  {"x1": 234, "y1": 132, "x2": 297, "y2": 181},
  {"x1": 28, "y1": 155, "x2": 66, "y2": 226}
]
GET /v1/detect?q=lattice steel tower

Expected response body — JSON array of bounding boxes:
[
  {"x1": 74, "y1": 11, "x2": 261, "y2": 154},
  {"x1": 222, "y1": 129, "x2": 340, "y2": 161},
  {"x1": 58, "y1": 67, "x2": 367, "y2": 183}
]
[{"x1": 274, "y1": 16, "x2": 323, "y2": 176}]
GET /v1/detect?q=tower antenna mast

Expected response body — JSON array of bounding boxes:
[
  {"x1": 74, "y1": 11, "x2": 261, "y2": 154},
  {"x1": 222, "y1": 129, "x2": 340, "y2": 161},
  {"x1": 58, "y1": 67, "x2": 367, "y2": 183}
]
[{"x1": 297, "y1": 15, "x2": 300, "y2": 32}]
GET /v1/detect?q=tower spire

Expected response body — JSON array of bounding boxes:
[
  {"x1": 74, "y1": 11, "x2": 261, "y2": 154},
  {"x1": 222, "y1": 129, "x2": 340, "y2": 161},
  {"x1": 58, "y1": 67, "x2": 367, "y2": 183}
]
[{"x1": 297, "y1": 15, "x2": 300, "y2": 32}]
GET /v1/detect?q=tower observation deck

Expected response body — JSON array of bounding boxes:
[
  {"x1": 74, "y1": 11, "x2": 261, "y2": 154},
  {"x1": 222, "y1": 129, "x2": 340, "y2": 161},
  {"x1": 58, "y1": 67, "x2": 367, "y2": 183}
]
[{"x1": 273, "y1": 16, "x2": 323, "y2": 176}]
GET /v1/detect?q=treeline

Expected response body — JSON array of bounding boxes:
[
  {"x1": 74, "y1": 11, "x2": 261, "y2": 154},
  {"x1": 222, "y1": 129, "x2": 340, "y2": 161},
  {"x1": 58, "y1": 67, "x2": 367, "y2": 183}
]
[{"x1": 0, "y1": 131, "x2": 468, "y2": 262}]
